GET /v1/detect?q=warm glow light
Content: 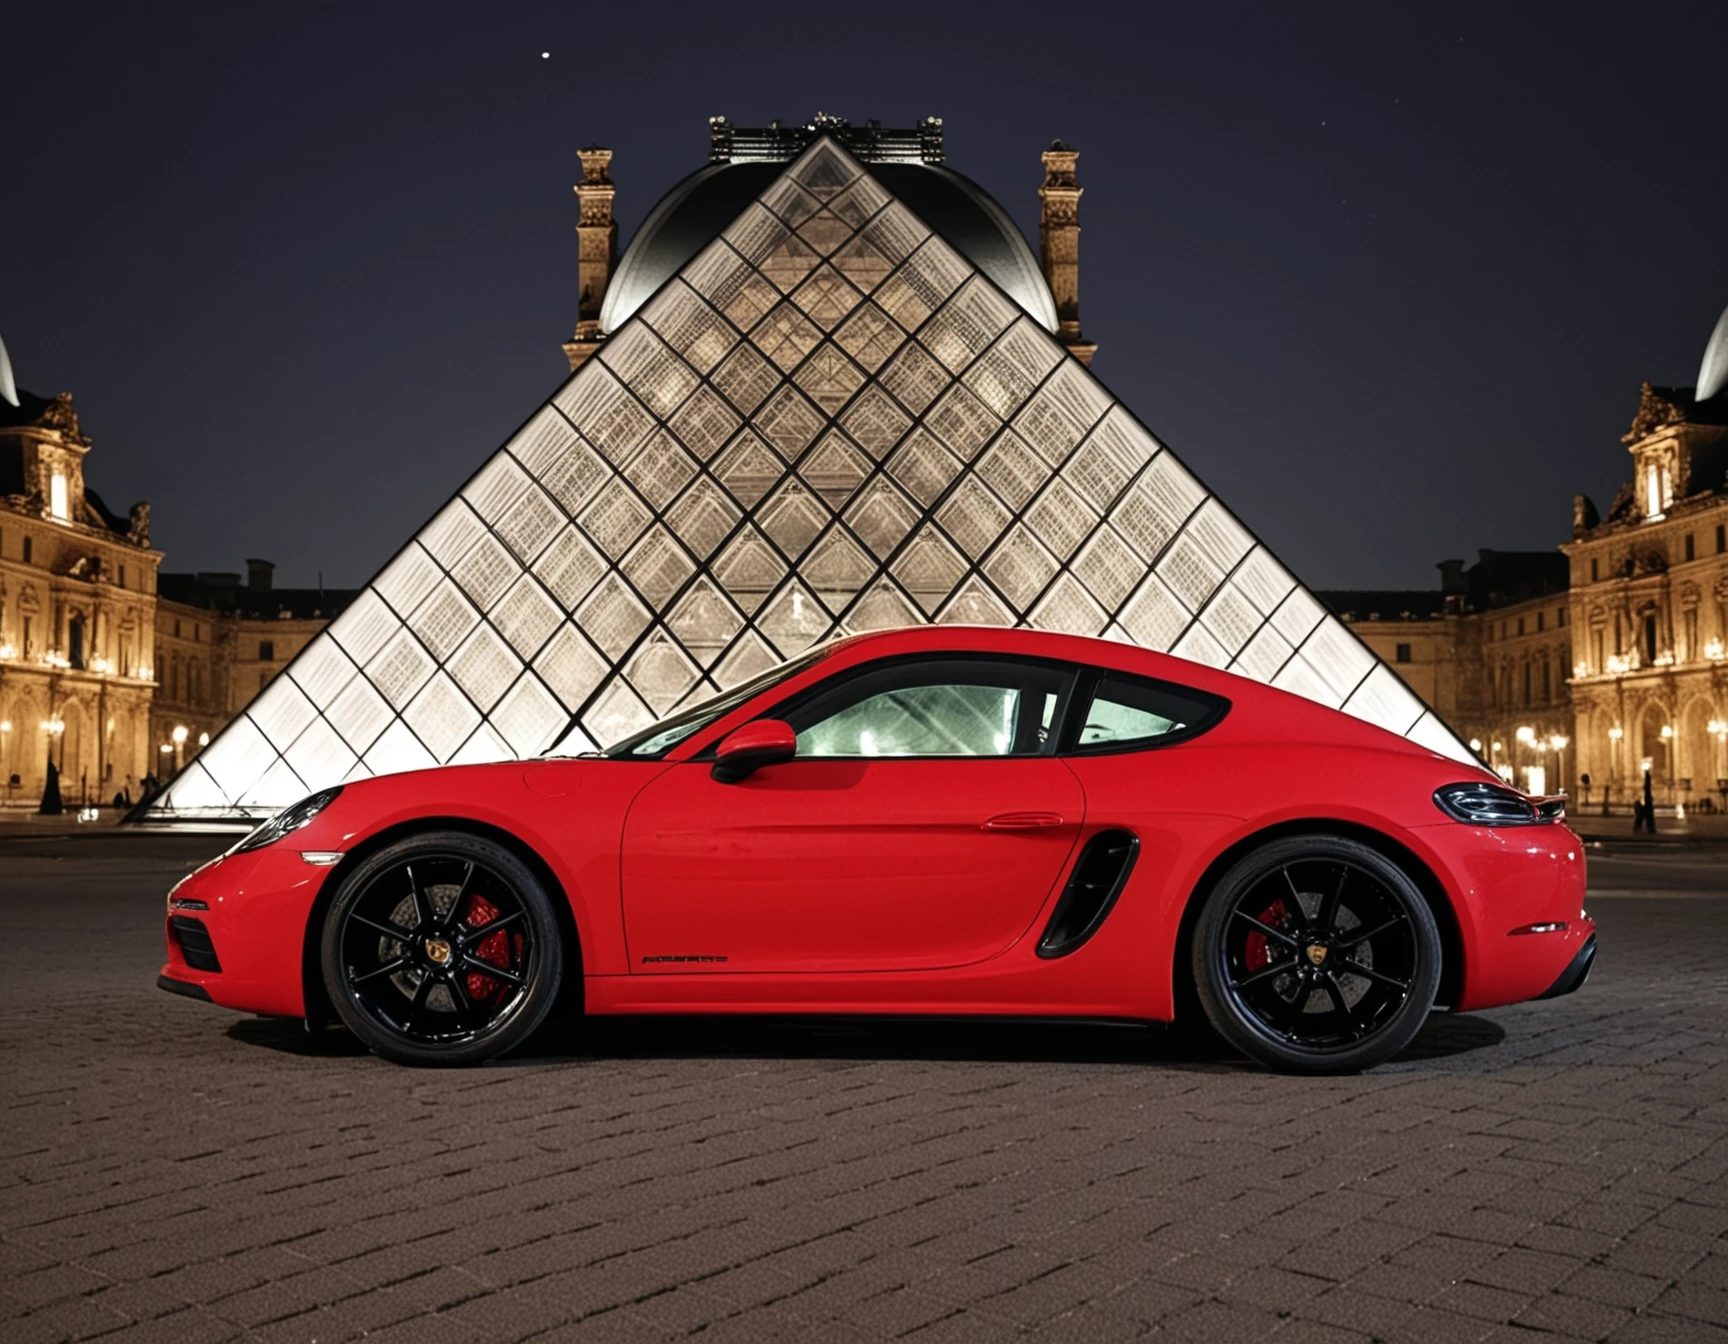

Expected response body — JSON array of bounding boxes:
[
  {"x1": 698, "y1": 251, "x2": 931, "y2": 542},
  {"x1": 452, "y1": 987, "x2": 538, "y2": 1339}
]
[
  {"x1": 171, "y1": 725, "x2": 189, "y2": 745},
  {"x1": 198, "y1": 732, "x2": 209, "y2": 747},
  {"x1": 159, "y1": 743, "x2": 172, "y2": 754},
  {"x1": 0, "y1": 643, "x2": 15, "y2": 660},
  {"x1": 1469, "y1": 738, "x2": 1482, "y2": 752},
  {"x1": 1492, "y1": 741, "x2": 1504, "y2": 753},
  {"x1": 1549, "y1": 735, "x2": 1568, "y2": 751},
  {"x1": 1516, "y1": 726, "x2": 1536, "y2": 745},
  {"x1": 1660, "y1": 725, "x2": 1673, "y2": 740},
  {"x1": 41, "y1": 718, "x2": 64, "y2": 736},
  {"x1": 1573, "y1": 661, "x2": 1588, "y2": 679},
  {"x1": 1709, "y1": 719, "x2": 1727, "y2": 738},
  {"x1": 1706, "y1": 639, "x2": 1725, "y2": 661},
  {"x1": 1606, "y1": 654, "x2": 1631, "y2": 675},
  {"x1": 1608, "y1": 726, "x2": 1624, "y2": 741},
  {"x1": 0, "y1": 720, "x2": 11, "y2": 732}
]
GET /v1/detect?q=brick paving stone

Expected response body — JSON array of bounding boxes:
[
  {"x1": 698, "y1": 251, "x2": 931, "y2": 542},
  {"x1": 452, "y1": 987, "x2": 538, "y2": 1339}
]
[{"x1": 5, "y1": 838, "x2": 1728, "y2": 1342}]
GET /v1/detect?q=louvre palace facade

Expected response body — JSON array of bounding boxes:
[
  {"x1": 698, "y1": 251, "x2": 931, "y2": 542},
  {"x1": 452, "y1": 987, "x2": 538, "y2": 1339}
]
[{"x1": 142, "y1": 114, "x2": 1465, "y2": 819}]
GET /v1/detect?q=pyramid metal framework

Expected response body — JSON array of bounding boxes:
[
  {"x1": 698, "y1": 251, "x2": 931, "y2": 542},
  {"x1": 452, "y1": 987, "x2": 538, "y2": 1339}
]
[{"x1": 147, "y1": 138, "x2": 1469, "y2": 818}]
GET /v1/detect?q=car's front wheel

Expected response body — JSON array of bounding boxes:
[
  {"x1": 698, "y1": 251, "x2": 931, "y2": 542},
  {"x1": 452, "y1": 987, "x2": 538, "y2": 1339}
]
[
  {"x1": 1191, "y1": 835, "x2": 1441, "y2": 1074},
  {"x1": 320, "y1": 831, "x2": 564, "y2": 1066}
]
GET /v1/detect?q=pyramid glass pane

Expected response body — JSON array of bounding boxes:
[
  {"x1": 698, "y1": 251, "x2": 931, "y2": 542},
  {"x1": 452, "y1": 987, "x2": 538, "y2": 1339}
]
[{"x1": 148, "y1": 135, "x2": 1469, "y2": 818}]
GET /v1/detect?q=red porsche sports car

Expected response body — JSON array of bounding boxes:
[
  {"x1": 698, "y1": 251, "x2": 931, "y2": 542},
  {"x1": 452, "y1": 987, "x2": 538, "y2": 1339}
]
[{"x1": 158, "y1": 626, "x2": 1594, "y2": 1073}]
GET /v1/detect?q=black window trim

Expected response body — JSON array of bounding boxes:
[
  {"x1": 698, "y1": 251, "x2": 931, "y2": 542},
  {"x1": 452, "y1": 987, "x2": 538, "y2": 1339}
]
[
  {"x1": 694, "y1": 651, "x2": 1084, "y2": 761},
  {"x1": 1056, "y1": 666, "x2": 1232, "y2": 757}
]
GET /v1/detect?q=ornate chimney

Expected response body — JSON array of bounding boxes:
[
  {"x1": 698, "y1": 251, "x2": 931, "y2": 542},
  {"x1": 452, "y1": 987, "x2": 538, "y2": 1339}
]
[
  {"x1": 563, "y1": 146, "x2": 618, "y2": 372},
  {"x1": 1039, "y1": 141, "x2": 1095, "y2": 366}
]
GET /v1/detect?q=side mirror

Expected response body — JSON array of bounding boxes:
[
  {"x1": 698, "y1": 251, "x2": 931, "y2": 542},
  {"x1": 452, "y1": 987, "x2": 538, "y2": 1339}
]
[{"x1": 711, "y1": 720, "x2": 797, "y2": 783}]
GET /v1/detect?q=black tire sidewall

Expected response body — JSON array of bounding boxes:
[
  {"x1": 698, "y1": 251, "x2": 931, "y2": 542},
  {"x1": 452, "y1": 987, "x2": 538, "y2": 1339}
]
[
  {"x1": 1192, "y1": 835, "x2": 1442, "y2": 1074},
  {"x1": 320, "y1": 831, "x2": 565, "y2": 1067}
]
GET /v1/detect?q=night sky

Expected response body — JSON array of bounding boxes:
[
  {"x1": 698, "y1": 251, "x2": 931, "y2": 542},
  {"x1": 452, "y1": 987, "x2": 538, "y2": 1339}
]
[{"x1": 5, "y1": 1, "x2": 1726, "y2": 592}]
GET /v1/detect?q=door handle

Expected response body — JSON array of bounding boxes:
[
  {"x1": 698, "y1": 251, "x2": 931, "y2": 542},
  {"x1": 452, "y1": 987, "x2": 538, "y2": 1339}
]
[{"x1": 981, "y1": 811, "x2": 1068, "y2": 830}]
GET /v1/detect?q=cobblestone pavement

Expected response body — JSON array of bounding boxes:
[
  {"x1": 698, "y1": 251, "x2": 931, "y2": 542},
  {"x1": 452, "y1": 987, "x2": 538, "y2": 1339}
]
[{"x1": 1, "y1": 834, "x2": 1726, "y2": 1343}]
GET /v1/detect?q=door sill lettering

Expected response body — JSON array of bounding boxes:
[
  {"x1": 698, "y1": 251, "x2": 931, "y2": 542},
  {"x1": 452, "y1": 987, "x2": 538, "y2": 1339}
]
[{"x1": 642, "y1": 954, "x2": 730, "y2": 963}]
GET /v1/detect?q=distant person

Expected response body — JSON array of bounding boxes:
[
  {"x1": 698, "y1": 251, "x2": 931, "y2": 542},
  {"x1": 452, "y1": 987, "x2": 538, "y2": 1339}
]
[
  {"x1": 38, "y1": 760, "x2": 63, "y2": 816},
  {"x1": 1639, "y1": 769, "x2": 1658, "y2": 834}
]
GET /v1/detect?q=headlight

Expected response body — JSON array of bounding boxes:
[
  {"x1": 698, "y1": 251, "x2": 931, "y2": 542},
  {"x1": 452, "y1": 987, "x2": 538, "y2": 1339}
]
[
  {"x1": 231, "y1": 787, "x2": 343, "y2": 853},
  {"x1": 1433, "y1": 781, "x2": 1561, "y2": 827}
]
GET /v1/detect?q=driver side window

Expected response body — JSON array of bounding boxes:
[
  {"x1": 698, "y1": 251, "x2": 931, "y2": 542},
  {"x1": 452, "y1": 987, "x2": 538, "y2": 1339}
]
[{"x1": 784, "y1": 658, "x2": 1074, "y2": 759}]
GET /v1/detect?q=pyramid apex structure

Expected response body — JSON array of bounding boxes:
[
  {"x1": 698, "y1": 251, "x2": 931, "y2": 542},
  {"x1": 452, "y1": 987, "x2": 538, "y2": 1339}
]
[{"x1": 143, "y1": 122, "x2": 1470, "y2": 820}]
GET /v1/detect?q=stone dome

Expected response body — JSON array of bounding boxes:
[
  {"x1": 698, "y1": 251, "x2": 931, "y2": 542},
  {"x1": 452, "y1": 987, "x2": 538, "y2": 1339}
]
[
  {"x1": 600, "y1": 157, "x2": 1059, "y2": 336},
  {"x1": 1697, "y1": 302, "x2": 1728, "y2": 403}
]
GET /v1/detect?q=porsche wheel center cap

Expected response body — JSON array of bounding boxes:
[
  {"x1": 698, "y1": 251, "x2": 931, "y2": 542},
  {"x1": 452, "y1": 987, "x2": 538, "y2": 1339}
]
[
  {"x1": 424, "y1": 938, "x2": 453, "y2": 966},
  {"x1": 1305, "y1": 944, "x2": 1329, "y2": 967}
]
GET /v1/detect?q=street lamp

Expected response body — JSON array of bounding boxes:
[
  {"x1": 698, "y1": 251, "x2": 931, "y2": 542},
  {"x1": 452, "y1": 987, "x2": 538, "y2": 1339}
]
[
  {"x1": 171, "y1": 724, "x2": 188, "y2": 776},
  {"x1": 1608, "y1": 726, "x2": 1624, "y2": 814},
  {"x1": 1710, "y1": 719, "x2": 1728, "y2": 813},
  {"x1": 1549, "y1": 734, "x2": 1569, "y2": 796}
]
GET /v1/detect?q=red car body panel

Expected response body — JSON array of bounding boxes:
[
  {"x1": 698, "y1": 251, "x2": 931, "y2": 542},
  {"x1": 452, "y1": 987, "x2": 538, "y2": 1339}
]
[{"x1": 159, "y1": 626, "x2": 1593, "y2": 1030}]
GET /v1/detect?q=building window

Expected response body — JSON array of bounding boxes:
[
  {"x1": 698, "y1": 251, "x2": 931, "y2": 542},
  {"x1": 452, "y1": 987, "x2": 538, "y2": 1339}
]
[
  {"x1": 49, "y1": 473, "x2": 68, "y2": 522},
  {"x1": 117, "y1": 564, "x2": 125, "y2": 589},
  {"x1": 1536, "y1": 611, "x2": 1544, "y2": 632},
  {"x1": 1541, "y1": 661, "x2": 1550, "y2": 701},
  {"x1": 259, "y1": 639, "x2": 274, "y2": 661},
  {"x1": 22, "y1": 536, "x2": 32, "y2": 564},
  {"x1": 173, "y1": 619, "x2": 181, "y2": 638},
  {"x1": 1590, "y1": 557, "x2": 1599, "y2": 581},
  {"x1": 1685, "y1": 533, "x2": 1696, "y2": 562},
  {"x1": 1394, "y1": 643, "x2": 1412, "y2": 664},
  {"x1": 1718, "y1": 523, "x2": 1726, "y2": 554},
  {"x1": 1522, "y1": 662, "x2": 1531, "y2": 706},
  {"x1": 1517, "y1": 616, "x2": 1525, "y2": 636},
  {"x1": 1643, "y1": 614, "x2": 1659, "y2": 663},
  {"x1": 194, "y1": 623, "x2": 201, "y2": 642},
  {"x1": 1558, "y1": 607, "x2": 1567, "y2": 627}
]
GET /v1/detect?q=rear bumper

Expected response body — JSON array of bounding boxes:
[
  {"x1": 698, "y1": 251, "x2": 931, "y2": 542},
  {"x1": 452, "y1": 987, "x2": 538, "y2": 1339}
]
[{"x1": 1538, "y1": 934, "x2": 1597, "y2": 1001}]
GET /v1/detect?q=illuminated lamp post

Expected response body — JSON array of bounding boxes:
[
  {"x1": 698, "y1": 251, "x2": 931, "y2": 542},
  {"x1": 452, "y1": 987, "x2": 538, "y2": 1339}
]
[
  {"x1": 1608, "y1": 726, "x2": 1624, "y2": 814},
  {"x1": 1549, "y1": 734, "x2": 1569, "y2": 797},
  {"x1": 1660, "y1": 723, "x2": 1674, "y2": 805},
  {"x1": 39, "y1": 717, "x2": 65, "y2": 815},
  {"x1": 1515, "y1": 725, "x2": 1535, "y2": 792},
  {"x1": 1709, "y1": 719, "x2": 1728, "y2": 813},
  {"x1": 171, "y1": 724, "x2": 188, "y2": 778}
]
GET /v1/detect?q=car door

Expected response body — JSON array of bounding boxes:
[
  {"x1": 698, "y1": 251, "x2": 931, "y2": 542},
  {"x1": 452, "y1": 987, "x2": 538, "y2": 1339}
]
[{"x1": 620, "y1": 655, "x2": 1087, "y2": 974}]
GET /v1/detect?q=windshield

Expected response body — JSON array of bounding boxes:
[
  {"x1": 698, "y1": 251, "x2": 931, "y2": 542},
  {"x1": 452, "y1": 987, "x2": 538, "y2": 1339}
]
[{"x1": 570, "y1": 646, "x2": 831, "y2": 761}]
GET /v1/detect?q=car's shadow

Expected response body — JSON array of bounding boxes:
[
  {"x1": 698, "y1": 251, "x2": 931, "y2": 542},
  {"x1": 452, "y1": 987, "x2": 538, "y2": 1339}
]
[{"x1": 227, "y1": 1010, "x2": 1505, "y2": 1072}]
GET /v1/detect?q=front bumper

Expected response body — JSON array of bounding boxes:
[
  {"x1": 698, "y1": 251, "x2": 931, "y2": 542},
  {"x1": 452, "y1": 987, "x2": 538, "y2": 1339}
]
[{"x1": 157, "y1": 844, "x2": 338, "y2": 1017}]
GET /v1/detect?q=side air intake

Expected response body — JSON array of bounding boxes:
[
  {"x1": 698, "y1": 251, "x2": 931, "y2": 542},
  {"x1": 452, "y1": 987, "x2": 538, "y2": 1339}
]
[{"x1": 1037, "y1": 829, "x2": 1140, "y2": 959}]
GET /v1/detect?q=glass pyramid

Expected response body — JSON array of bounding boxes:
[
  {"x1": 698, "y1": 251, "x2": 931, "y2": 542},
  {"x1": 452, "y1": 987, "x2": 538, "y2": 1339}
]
[{"x1": 146, "y1": 139, "x2": 1469, "y2": 818}]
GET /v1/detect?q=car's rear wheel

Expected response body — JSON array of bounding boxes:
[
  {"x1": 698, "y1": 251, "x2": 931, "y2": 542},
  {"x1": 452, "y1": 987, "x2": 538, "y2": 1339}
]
[
  {"x1": 320, "y1": 832, "x2": 563, "y2": 1067},
  {"x1": 1191, "y1": 835, "x2": 1441, "y2": 1074}
]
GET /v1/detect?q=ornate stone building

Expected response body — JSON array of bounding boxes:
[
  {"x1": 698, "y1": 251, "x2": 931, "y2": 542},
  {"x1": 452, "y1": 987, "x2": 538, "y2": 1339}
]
[
  {"x1": 1323, "y1": 550, "x2": 1572, "y2": 795},
  {"x1": 0, "y1": 388, "x2": 160, "y2": 804},
  {"x1": 1564, "y1": 316, "x2": 1728, "y2": 810}
]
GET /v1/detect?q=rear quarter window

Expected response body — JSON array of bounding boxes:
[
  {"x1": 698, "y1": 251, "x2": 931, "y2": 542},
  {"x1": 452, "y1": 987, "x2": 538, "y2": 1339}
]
[{"x1": 1067, "y1": 671, "x2": 1229, "y2": 754}]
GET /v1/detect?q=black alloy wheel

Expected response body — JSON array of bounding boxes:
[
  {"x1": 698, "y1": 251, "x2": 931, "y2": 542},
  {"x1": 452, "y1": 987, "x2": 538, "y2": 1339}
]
[
  {"x1": 320, "y1": 832, "x2": 564, "y2": 1066},
  {"x1": 1192, "y1": 835, "x2": 1441, "y2": 1073}
]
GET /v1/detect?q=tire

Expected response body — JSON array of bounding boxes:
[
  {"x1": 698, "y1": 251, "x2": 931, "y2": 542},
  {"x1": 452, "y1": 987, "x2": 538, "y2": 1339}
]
[
  {"x1": 1190, "y1": 835, "x2": 1441, "y2": 1074},
  {"x1": 320, "y1": 831, "x2": 565, "y2": 1067}
]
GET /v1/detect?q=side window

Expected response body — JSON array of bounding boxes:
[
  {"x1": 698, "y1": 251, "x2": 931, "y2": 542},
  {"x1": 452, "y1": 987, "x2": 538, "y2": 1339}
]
[
  {"x1": 1071, "y1": 672, "x2": 1227, "y2": 753},
  {"x1": 783, "y1": 658, "x2": 1074, "y2": 759}
]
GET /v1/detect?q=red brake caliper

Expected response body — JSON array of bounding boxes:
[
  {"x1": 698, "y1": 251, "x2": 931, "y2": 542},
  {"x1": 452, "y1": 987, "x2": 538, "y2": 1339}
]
[
  {"x1": 460, "y1": 894, "x2": 520, "y2": 1001},
  {"x1": 1243, "y1": 898, "x2": 1288, "y2": 972}
]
